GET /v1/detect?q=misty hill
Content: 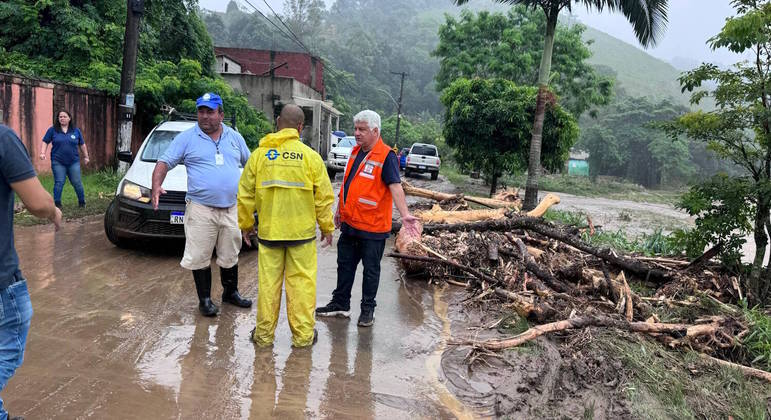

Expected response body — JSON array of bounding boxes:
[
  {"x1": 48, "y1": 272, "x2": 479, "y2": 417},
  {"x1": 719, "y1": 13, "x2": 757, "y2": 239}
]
[
  {"x1": 581, "y1": 26, "x2": 691, "y2": 107},
  {"x1": 202, "y1": 2, "x2": 707, "y2": 113}
]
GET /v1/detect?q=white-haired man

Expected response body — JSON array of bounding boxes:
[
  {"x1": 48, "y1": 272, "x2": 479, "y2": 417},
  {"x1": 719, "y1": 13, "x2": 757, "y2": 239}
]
[{"x1": 316, "y1": 110, "x2": 419, "y2": 326}]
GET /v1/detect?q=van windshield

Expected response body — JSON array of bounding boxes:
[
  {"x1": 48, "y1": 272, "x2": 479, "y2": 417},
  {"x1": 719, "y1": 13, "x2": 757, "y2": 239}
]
[
  {"x1": 141, "y1": 130, "x2": 180, "y2": 162},
  {"x1": 411, "y1": 145, "x2": 437, "y2": 156}
]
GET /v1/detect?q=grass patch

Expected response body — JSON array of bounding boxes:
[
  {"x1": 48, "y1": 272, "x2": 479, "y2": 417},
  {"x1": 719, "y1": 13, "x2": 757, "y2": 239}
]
[
  {"x1": 544, "y1": 208, "x2": 685, "y2": 257},
  {"x1": 439, "y1": 164, "x2": 469, "y2": 188},
  {"x1": 508, "y1": 173, "x2": 684, "y2": 205},
  {"x1": 741, "y1": 304, "x2": 771, "y2": 372},
  {"x1": 14, "y1": 169, "x2": 121, "y2": 226},
  {"x1": 600, "y1": 332, "x2": 770, "y2": 419}
]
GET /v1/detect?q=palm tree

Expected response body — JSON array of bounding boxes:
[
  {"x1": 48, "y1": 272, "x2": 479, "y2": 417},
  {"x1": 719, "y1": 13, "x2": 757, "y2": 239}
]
[{"x1": 453, "y1": 0, "x2": 669, "y2": 209}]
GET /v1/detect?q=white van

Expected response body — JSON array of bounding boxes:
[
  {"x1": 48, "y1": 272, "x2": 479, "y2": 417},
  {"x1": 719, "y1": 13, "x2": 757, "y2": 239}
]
[{"x1": 104, "y1": 120, "x2": 196, "y2": 247}]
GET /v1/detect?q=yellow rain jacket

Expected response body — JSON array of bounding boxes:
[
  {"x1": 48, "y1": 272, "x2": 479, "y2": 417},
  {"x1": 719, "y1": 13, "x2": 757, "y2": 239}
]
[
  {"x1": 237, "y1": 128, "x2": 334, "y2": 347},
  {"x1": 237, "y1": 128, "x2": 335, "y2": 239}
]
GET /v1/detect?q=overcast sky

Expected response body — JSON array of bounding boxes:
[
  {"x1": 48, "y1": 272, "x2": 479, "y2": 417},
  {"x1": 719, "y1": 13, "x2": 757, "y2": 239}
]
[{"x1": 200, "y1": 0, "x2": 746, "y2": 67}]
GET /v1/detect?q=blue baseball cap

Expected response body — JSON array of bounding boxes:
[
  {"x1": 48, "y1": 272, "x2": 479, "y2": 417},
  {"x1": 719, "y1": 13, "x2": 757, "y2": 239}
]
[{"x1": 196, "y1": 92, "x2": 223, "y2": 110}]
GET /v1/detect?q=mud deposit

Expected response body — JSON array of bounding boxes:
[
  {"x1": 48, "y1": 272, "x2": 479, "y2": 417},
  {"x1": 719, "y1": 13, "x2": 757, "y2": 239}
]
[{"x1": 435, "y1": 293, "x2": 632, "y2": 419}]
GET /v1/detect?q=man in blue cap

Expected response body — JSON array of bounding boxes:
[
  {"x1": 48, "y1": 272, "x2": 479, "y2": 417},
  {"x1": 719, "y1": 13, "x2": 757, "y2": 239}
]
[{"x1": 151, "y1": 93, "x2": 253, "y2": 316}]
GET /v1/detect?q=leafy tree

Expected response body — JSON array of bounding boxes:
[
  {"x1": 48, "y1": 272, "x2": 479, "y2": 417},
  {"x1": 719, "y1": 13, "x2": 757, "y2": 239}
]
[
  {"x1": 433, "y1": 7, "x2": 612, "y2": 117},
  {"x1": 283, "y1": 0, "x2": 326, "y2": 43},
  {"x1": 135, "y1": 59, "x2": 272, "y2": 148},
  {"x1": 441, "y1": 78, "x2": 578, "y2": 195},
  {"x1": 453, "y1": 0, "x2": 669, "y2": 210},
  {"x1": 666, "y1": 0, "x2": 771, "y2": 303},
  {"x1": 577, "y1": 96, "x2": 692, "y2": 187},
  {"x1": 0, "y1": 0, "x2": 270, "y2": 149}
]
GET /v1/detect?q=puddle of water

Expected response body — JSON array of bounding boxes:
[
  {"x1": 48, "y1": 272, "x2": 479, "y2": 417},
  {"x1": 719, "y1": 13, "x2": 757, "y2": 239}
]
[{"x1": 7, "y1": 218, "x2": 472, "y2": 418}]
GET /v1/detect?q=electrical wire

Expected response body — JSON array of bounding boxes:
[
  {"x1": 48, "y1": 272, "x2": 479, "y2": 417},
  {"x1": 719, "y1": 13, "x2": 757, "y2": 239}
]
[
  {"x1": 256, "y1": 0, "x2": 311, "y2": 54},
  {"x1": 238, "y1": 0, "x2": 308, "y2": 53}
]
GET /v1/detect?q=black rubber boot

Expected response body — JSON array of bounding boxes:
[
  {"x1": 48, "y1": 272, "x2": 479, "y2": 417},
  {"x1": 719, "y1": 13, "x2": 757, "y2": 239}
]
[
  {"x1": 221, "y1": 265, "x2": 252, "y2": 308},
  {"x1": 193, "y1": 267, "x2": 219, "y2": 317}
]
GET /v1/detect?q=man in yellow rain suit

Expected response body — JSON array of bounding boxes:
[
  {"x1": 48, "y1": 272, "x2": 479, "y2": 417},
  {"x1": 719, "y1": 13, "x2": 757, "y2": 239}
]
[{"x1": 238, "y1": 104, "x2": 335, "y2": 347}]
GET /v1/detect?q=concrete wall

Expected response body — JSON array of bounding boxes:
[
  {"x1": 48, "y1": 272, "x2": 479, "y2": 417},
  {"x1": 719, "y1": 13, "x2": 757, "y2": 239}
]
[
  {"x1": 0, "y1": 73, "x2": 117, "y2": 174},
  {"x1": 213, "y1": 48, "x2": 325, "y2": 96},
  {"x1": 222, "y1": 74, "x2": 322, "y2": 122}
]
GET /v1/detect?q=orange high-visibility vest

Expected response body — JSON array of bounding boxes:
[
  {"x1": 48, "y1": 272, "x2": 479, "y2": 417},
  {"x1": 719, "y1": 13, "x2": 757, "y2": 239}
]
[{"x1": 339, "y1": 138, "x2": 393, "y2": 233}]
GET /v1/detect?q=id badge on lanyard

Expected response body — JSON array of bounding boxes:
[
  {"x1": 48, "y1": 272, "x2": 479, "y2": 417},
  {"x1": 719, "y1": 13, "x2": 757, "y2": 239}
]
[{"x1": 215, "y1": 152, "x2": 224, "y2": 166}]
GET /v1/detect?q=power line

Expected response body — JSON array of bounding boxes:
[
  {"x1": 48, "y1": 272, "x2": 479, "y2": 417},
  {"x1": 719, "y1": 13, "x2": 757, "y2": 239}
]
[
  {"x1": 256, "y1": 0, "x2": 311, "y2": 55},
  {"x1": 238, "y1": 0, "x2": 307, "y2": 53}
]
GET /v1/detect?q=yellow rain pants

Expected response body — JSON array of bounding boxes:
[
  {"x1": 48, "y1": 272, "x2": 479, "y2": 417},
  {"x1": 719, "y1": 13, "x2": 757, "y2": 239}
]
[{"x1": 252, "y1": 240, "x2": 317, "y2": 347}]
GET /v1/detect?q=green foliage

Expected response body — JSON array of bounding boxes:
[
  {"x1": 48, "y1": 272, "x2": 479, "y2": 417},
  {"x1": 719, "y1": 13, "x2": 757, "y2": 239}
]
[
  {"x1": 380, "y1": 114, "x2": 443, "y2": 150},
  {"x1": 668, "y1": 174, "x2": 753, "y2": 265},
  {"x1": 136, "y1": 59, "x2": 272, "y2": 148},
  {"x1": 0, "y1": 0, "x2": 269, "y2": 148},
  {"x1": 433, "y1": 7, "x2": 613, "y2": 117},
  {"x1": 741, "y1": 303, "x2": 771, "y2": 372},
  {"x1": 576, "y1": 96, "x2": 694, "y2": 187},
  {"x1": 441, "y1": 78, "x2": 578, "y2": 192},
  {"x1": 667, "y1": 0, "x2": 771, "y2": 303}
]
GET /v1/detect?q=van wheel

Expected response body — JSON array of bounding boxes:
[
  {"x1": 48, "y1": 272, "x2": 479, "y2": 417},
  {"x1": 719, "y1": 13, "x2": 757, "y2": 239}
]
[
  {"x1": 430, "y1": 171, "x2": 439, "y2": 180},
  {"x1": 327, "y1": 168, "x2": 336, "y2": 180},
  {"x1": 104, "y1": 199, "x2": 127, "y2": 248}
]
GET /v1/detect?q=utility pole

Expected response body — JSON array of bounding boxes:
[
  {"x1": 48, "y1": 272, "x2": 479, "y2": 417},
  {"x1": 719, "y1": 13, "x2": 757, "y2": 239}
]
[
  {"x1": 390, "y1": 71, "x2": 407, "y2": 148},
  {"x1": 116, "y1": 0, "x2": 144, "y2": 173}
]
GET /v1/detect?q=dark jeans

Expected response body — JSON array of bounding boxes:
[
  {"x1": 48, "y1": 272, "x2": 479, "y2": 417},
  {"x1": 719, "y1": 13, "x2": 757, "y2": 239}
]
[
  {"x1": 331, "y1": 232, "x2": 386, "y2": 312},
  {"x1": 51, "y1": 160, "x2": 85, "y2": 205}
]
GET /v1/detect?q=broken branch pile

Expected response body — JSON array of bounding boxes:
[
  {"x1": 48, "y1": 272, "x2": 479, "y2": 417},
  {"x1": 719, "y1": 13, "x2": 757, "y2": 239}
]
[{"x1": 392, "y1": 186, "x2": 766, "y2": 382}]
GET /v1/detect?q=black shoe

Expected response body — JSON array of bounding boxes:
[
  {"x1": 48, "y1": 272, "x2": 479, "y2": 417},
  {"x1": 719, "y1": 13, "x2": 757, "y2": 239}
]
[
  {"x1": 220, "y1": 265, "x2": 252, "y2": 308},
  {"x1": 357, "y1": 310, "x2": 374, "y2": 327},
  {"x1": 54, "y1": 201, "x2": 62, "y2": 209},
  {"x1": 192, "y1": 267, "x2": 219, "y2": 317},
  {"x1": 315, "y1": 302, "x2": 350, "y2": 318},
  {"x1": 78, "y1": 201, "x2": 85, "y2": 208}
]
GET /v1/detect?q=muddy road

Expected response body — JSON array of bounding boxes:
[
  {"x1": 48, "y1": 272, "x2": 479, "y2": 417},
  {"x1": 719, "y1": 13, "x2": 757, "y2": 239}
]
[
  {"x1": 6, "y1": 173, "x2": 754, "y2": 419},
  {"x1": 7, "y1": 212, "x2": 469, "y2": 419}
]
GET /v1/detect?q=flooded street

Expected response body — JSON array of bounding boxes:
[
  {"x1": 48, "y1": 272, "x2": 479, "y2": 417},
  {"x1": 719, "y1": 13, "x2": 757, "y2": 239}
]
[{"x1": 7, "y1": 215, "x2": 463, "y2": 419}]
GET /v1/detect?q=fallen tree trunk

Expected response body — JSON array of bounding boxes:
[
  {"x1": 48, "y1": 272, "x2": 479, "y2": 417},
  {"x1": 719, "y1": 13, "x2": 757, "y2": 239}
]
[
  {"x1": 699, "y1": 354, "x2": 771, "y2": 383},
  {"x1": 388, "y1": 252, "x2": 554, "y2": 320},
  {"x1": 402, "y1": 181, "x2": 522, "y2": 210},
  {"x1": 417, "y1": 205, "x2": 507, "y2": 224},
  {"x1": 453, "y1": 315, "x2": 727, "y2": 351},
  {"x1": 422, "y1": 217, "x2": 672, "y2": 283}
]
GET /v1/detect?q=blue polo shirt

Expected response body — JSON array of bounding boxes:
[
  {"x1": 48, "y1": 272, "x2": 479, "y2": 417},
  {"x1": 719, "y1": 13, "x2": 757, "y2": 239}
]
[
  {"x1": 159, "y1": 124, "x2": 250, "y2": 208},
  {"x1": 0, "y1": 125, "x2": 36, "y2": 286},
  {"x1": 42, "y1": 126, "x2": 84, "y2": 166}
]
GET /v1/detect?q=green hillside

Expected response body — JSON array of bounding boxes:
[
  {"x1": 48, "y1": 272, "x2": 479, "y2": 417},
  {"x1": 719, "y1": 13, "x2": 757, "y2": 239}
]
[{"x1": 581, "y1": 26, "x2": 691, "y2": 106}]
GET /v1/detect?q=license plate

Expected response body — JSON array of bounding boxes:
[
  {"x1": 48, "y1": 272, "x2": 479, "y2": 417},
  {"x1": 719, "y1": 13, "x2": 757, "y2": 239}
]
[
  {"x1": 418, "y1": 165, "x2": 426, "y2": 169},
  {"x1": 170, "y1": 211, "x2": 185, "y2": 224}
]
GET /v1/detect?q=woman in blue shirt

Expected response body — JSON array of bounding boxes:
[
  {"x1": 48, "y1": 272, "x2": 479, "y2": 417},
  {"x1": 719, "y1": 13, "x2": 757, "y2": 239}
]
[{"x1": 39, "y1": 110, "x2": 90, "y2": 208}]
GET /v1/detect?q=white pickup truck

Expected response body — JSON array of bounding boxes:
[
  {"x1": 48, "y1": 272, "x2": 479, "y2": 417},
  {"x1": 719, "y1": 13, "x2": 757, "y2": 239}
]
[{"x1": 405, "y1": 143, "x2": 441, "y2": 180}]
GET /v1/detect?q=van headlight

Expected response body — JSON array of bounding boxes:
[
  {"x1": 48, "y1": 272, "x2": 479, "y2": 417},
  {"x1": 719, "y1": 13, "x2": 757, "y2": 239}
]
[{"x1": 121, "y1": 180, "x2": 151, "y2": 203}]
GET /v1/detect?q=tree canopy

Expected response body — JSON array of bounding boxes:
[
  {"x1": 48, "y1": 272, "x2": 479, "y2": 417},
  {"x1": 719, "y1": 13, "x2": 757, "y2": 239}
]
[
  {"x1": 0, "y1": 0, "x2": 271, "y2": 146},
  {"x1": 441, "y1": 78, "x2": 578, "y2": 195},
  {"x1": 666, "y1": 0, "x2": 771, "y2": 304},
  {"x1": 576, "y1": 96, "x2": 691, "y2": 187},
  {"x1": 433, "y1": 7, "x2": 613, "y2": 117}
]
